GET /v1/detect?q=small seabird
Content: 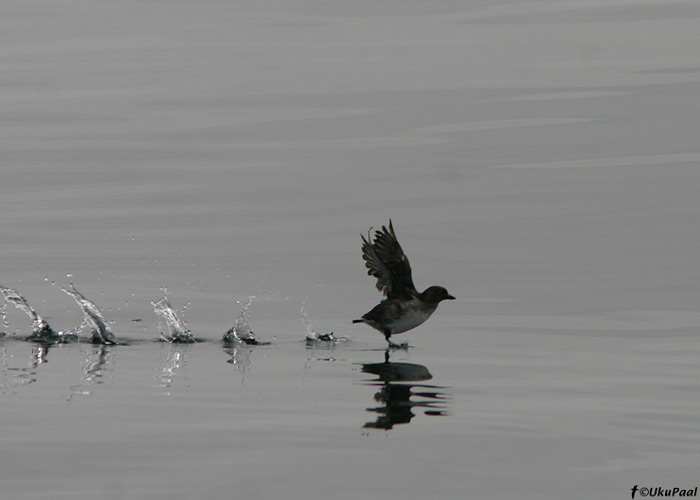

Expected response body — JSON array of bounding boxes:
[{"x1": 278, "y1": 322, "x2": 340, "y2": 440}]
[{"x1": 353, "y1": 220, "x2": 455, "y2": 344}]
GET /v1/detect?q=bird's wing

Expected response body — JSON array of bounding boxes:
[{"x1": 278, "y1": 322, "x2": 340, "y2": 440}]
[{"x1": 361, "y1": 220, "x2": 417, "y2": 300}]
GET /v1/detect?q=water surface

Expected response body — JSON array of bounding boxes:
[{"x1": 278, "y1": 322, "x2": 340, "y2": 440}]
[{"x1": 2, "y1": 1, "x2": 699, "y2": 499}]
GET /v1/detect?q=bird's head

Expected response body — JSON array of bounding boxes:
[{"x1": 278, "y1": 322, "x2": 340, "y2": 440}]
[{"x1": 420, "y1": 286, "x2": 456, "y2": 304}]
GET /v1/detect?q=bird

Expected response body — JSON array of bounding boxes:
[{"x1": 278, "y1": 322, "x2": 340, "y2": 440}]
[{"x1": 353, "y1": 220, "x2": 455, "y2": 345}]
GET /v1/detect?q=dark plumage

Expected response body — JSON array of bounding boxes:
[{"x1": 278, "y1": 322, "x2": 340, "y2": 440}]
[{"x1": 353, "y1": 220, "x2": 455, "y2": 343}]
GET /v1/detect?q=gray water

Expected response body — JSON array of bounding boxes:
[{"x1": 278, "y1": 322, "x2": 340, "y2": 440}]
[{"x1": 2, "y1": 1, "x2": 700, "y2": 499}]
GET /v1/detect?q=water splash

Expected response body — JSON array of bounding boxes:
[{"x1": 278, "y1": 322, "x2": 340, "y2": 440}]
[
  {"x1": 81, "y1": 345, "x2": 114, "y2": 385},
  {"x1": 223, "y1": 295, "x2": 263, "y2": 344},
  {"x1": 157, "y1": 346, "x2": 184, "y2": 391},
  {"x1": 66, "y1": 345, "x2": 115, "y2": 400},
  {"x1": 61, "y1": 284, "x2": 118, "y2": 345},
  {"x1": 0, "y1": 343, "x2": 54, "y2": 393},
  {"x1": 301, "y1": 300, "x2": 337, "y2": 343},
  {"x1": 152, "y1": 296, "x2": 195, "y2": 343},
  {"x1": 0, "y1": 285, "x2": 58, "y2": 339},
  {"x1": 224, "y1": 344, "x2": 253, "y2": 384}
]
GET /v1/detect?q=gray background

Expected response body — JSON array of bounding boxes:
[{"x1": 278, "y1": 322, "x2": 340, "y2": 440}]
[{"x1": 1, "y1": 1, "x2": 699, "y2": 499}]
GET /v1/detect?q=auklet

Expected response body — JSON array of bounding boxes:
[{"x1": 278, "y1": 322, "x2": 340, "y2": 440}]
[{"x1": 353, "y1": 220, "x2": 455, "y2": 344}]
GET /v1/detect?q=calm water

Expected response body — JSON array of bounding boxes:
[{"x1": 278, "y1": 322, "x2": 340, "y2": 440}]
[{"x1": 2, "y1": 1, "x2": 700, "y2": 499}]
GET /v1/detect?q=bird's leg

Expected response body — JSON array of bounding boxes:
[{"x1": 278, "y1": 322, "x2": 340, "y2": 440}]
[
  {"x1": 384, "y1": 331, "x2": 407, "y2": 350},
  {"x1": 384, "y1": 331, "x2": 395, "y2": 349}
]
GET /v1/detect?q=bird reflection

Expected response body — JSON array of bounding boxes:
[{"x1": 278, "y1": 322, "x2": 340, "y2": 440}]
[{"x1": 361, "y1": 353, "x2": 449, "y2": 430}]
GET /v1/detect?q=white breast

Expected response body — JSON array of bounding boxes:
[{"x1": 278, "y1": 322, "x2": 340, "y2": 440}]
[{"x1": 387, "y1": 308, "x2": 434, "y2": 334}]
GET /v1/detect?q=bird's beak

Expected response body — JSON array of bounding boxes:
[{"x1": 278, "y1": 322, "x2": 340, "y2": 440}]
[{"x1": 446, "y1": 294, "x2": 456, "y2": 300}]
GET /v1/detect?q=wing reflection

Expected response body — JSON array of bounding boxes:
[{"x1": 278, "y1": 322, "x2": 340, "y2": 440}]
[{"x1": 361, "y1": 355, "x2": 450, "y2": 430}]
